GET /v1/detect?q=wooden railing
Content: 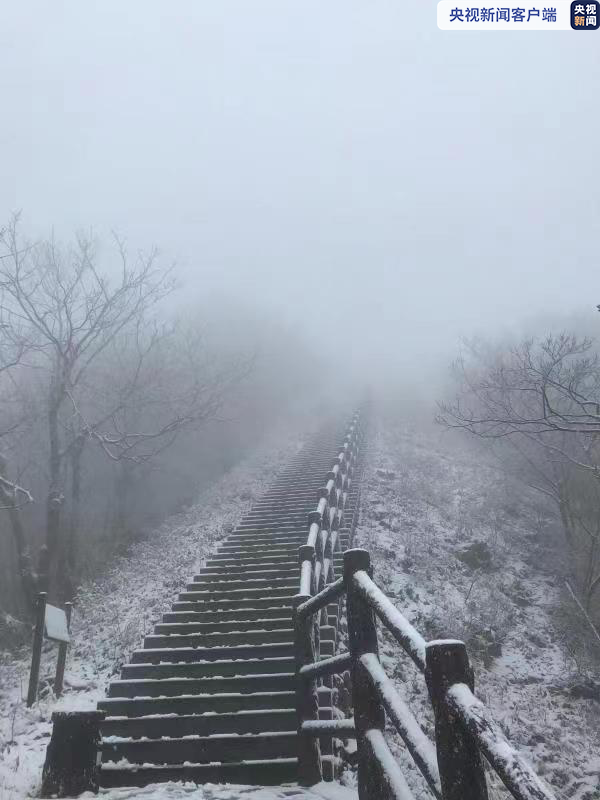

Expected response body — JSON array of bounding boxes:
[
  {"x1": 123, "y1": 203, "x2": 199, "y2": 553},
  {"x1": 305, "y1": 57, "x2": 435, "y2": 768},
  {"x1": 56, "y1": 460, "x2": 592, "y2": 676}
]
[{"x1": 293, "y1": 413, "x2": 558, "y2": 800}]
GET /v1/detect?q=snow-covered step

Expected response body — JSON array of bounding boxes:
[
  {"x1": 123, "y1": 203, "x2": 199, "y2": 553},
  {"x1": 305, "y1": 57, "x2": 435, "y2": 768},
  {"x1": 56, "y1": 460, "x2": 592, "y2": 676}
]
[
  {"x1": 238, "y1": 513, "x2": 309, "y2": 522},
  {"x1": 171, "y1": 596, "x2": 295, "y2": 612},
  {"x1": 154, "y1": 617, "x2": 292, "y2": 635},
  {"x1": 216, "y1": 542, "x2": 301, "y2": 554},
  {"x1": 100, "y1": 757, "x2": 319, "y2": 787},
  {"x1": 101, "y1": 708, "x2": 302, "y2": 739},
  {"x1": 185, "y1": 575, "x2": 296, "y2": 590},
  {"x1": 142, "y1": 628, "x2": 295, "y2": 649},
  {"x1": 207, "y1": 554, "x2": 299, "y2": 566},
  {"x1": 102, "y1": 730, "x2": 298, "y2": 765},
  {"x1": 162, "y1": 606, "x2": 294, "y2": 623},
  {"x1": 101, "y1": 707, "x2": 335, "y2": 739},
  {"x1": 225, "y1": 533, "x2": 307, "y2": 544},
  {"x1": 179, "y1": 581, "x2": 298, "y2": 603},
  {"x1": 108, "y1": 673, "x2": 296, "y2": 699},
  {"x1": 121, "y1": 656, "x2": 296, "y2": 680},
  {"x1": 99, "y1": 690, "x2": 297, "y2": 719},
  {"x1": 130, "y1": 642, "x2": 295, "y2": 663},
  {"x1": 194, "y1": 566, "x2": 298, "y2": 580}
]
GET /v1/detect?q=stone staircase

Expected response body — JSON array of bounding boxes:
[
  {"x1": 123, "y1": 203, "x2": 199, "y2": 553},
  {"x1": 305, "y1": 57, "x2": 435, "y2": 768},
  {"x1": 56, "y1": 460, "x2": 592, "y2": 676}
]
[{"x1": 97, "y1": 419, "x2": 362, "y2": 787}]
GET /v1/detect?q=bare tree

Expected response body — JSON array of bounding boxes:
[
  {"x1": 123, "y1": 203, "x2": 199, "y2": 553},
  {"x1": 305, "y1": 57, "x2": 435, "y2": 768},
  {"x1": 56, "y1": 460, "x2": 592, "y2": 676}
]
[
  {"x1": 438, "y1": 333, "x2": 600, "y2": 611},
  {"x1": 0, "y1": 215, "x2": 251, "y2": 603}
]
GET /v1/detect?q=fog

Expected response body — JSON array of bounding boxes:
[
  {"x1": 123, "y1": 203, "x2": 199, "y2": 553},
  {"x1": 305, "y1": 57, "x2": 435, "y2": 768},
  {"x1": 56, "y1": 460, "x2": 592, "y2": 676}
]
[
  {"x1": 1, "y1": 1, "x2": 598, "y2": 386},
  {"x1": 1, "y1": 0, "x2": 599, "y2": 609}
]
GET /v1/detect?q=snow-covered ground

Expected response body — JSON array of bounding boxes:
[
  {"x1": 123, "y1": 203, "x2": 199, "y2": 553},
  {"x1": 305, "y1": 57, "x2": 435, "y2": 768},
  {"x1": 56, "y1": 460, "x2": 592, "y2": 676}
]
[
  {"x1": 355, "y1": 419, "x2": 600, "y2": 800},
  {"x1": 80, "y1": 781, "x2": 354, "y2": 800}
]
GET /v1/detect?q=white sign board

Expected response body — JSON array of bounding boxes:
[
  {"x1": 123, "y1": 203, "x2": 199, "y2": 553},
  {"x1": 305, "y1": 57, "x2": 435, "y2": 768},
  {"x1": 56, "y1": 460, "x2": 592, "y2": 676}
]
[{"x1": 44, "y1": 604, "x2": 70, "y2": 644}]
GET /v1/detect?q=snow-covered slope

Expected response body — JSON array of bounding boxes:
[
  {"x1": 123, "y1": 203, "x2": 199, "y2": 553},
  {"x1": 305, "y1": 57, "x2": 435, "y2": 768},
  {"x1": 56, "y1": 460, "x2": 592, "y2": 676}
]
[{"x1": 355, "y1": 420, "x2": 600, "y2": 800}]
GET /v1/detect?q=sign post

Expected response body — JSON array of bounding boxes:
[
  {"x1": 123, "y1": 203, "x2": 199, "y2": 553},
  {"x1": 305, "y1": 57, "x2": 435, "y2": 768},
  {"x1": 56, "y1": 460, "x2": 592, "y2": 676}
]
[
  {"x1": 54, "y1": 602, "x2": 73, "y2": 698},
  {"x1": 27, "y1": 592, "x2": 47, "y2": 707},
  {"x1": 27, "y1": 594, "x2": 72, "y2": 707}
]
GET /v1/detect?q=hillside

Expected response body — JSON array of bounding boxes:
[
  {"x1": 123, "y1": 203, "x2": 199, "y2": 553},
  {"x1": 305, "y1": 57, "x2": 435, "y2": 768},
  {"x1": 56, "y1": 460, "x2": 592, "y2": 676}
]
[{"x1": 356, "y1": 419, "x2": 600, "y2": 800}]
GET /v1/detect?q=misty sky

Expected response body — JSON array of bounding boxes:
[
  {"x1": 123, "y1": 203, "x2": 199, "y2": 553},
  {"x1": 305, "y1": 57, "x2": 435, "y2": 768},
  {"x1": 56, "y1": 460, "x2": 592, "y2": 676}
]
[{"x1": 1, "y1": 2, "x2": 598, "y2": 377}]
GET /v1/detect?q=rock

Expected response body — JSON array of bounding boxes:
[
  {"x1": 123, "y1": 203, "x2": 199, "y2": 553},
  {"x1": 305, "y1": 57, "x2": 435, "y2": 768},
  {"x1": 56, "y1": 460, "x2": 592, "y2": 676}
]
[
  {"x1": 455, "y1": 540, "x2": 493, "y2": 571},
  {"x1": 570, "y1": 681, "x2": 600, "y2": 702}
]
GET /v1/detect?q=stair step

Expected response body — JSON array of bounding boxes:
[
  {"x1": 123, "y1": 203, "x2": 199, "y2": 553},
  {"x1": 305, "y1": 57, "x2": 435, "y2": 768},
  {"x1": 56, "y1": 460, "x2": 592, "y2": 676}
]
[
  {"x1": 225, "y1": 535, "x2": 306, "y2": 545},
  {"x1": 109, "y1": 672, "x2": 295, "y2": 699},
  {"x1": 98, "y1": 690, "x2": 296, "y2": 717},
  {"x1": 185, "y1": 578, "x2": 296, "y2": 592},
  {"x1": 208, "y1": 553, "x2": 306, "y2": 565},
  {"x1": 102, "y1": 731, "x2": 298, "y2": 764},
  {"x1": 102, "y1": 709, "x2": 298, "y2": 739},
  {"x1": 195, "y1": 567, "x2": 298, "y2": 580},
  {"x1": 162, "y1": 607, "x2": 294, "y2": 623},
  {"x1": 216, "y1": 545, "x2": 300, "y2": 556},
  {"x1": 178, "y1": 587, "x2": 297, "y2": 602},
  {"x1": 130, "y1": 642, "x2": 294, "y2": 663},
  {"x1": 143, "y1": 629, "x2": 294, "y2": 649},
  {"x1": 122, "y1": 657, "x2": 295, "y2": 680},
  {"x1": 100, "y1": 758, "x2": 298, "y2": 787},
  {"x1": 101, "y1": 706, "x2": 337, "y2": 740},
  {"x1": 172, "y1": 597, "x2": 295, "y2": 612},
  {"x1": 154, "y1": 618, "x2": 292, "y2": 635}
]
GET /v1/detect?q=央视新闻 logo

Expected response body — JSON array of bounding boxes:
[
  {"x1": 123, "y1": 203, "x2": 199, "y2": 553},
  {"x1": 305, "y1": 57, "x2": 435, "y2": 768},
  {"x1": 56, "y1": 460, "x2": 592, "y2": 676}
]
[{"x1": 570, "y1": 0, "x2": 599, "y2": 28}]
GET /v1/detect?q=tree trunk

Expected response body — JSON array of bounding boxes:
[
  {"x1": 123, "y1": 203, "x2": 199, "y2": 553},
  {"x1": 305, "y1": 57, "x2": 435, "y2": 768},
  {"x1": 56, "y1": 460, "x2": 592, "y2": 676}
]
[
  {"x1": 44, "y1": 388, "x2": 65, "y2": 601},
  {"x1": 62, "y1": 437, "x2": 85, "y2": 601}
]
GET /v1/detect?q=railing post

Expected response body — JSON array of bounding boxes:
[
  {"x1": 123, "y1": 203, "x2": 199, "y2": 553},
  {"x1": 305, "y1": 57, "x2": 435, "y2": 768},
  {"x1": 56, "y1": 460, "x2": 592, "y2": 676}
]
[
  {"x1": 27, "y1": 591, "x2": 47, "y2": 708},
  {"x1": 54, "y1": 602, "x2": 72, "y2": 698},
  {"x1": 344, "y1": 548, "x2": 390, "y2": 800},
  {"x1": 293, "y1": 594, "x2": 322, "y2": 786},
  {"x1": 425, "y1": 640, "x2": 489, "y2": 800},
  {"x1": 299, "y1": 543, "x2": 321, "y2": 657},
  {"x1": 41, "y1": 710, "x2": 105, "y2": 797}
]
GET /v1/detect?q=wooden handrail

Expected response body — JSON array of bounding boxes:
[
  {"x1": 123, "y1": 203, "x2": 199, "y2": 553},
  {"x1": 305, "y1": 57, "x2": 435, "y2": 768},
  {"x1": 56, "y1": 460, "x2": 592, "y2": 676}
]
[
  {"x1": 352, "y1": 570, "x2": 426, "y2": 672},
  {"x1": 447, "y1": 683, "x2": 557, "y2": 800},
  {"x1": 359, "y1": 653, "x2": 441, "y2": 798},
  {"x1": 293, "y1": 409, "x2": 366, "y2": 786},
  {"x1": 299, "y1": 652, "x2": 352, "y2": 681},
  {"x1": 294, "y1": 536, "x2": 558, "y2": 800},
  {"x1": 363, "y1": 729, "x2": 415, "y2": 800},
  {"x1": 296, "y1": 577, "x2": 345, "y2": 620}
]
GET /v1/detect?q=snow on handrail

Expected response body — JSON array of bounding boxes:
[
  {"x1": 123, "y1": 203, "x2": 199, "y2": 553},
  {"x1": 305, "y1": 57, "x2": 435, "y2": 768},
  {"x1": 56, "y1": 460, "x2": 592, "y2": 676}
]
[
  {"x1": 299, "y1": 651, "x2": 352, "y2": 681},
  {"x1": 296, "y1": 577, "x2": 345, "y2": 620},
  {"x1": 299, "y1": 559, "x2": 312, "y2": 596},
  {"x1": 363, "y1": 729, "x2": 415, "y2": 800},
  {"x1": 359, "y1": 653, "x2": 442, "y2": 799},
  {"x1": 301, "y1": 718, "x2": 356, "y2": 737},
  {"x1": 352, "y1": 570, "x2": 427, "y2": 672},
  {"x1": 447, "y1": 683, "x2": 558, "y2": 800}
]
